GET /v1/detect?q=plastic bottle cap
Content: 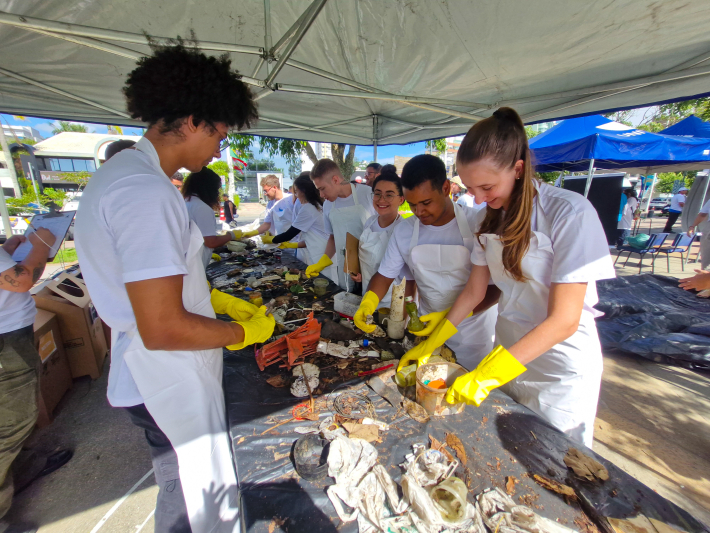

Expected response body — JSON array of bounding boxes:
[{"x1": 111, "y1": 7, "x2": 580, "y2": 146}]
[
  {"x1": 405, "y1": 296, "x2": 414, "y2": 302},
  {"x1": 362, "y1": 339, "x2": 369, "y2": 347}
]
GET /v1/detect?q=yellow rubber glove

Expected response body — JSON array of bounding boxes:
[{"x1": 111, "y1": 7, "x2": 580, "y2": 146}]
[
  {"x1": 242, "y1": 229, "x2": 259, "y2": 238},
  {"x1": 227, "y1": 306, "x2": 276, "y2": 351},
  {"x1": 231, "y1": 229, "x2": 243, "y2": 240},
  {"x1": 211, "y1": 253, "x2": 221, "y2": 262},
  {"x1": 210, "y1": 289, "x2": 260, "y2": 322},
  {"x1": 278, "y1": 242, "x2": 299, "y2": 249},
  {"x1": 397, "y1": 319, "x2": 458, "y2": 371},
  {"x1": 445, "y1": 345, "x2": 527, "y2": 406},
  {"x1": 261, "y1": 234, "x2": 275, "y2": 244},
  {"x1": 353, "y1": 291, "x2": 380, "y2": 333},
  {"x1": 305, "y1": 254, "x2": 333, "y2": 278},
  {"x1": 411, "y1": 308, "x2": 474, "y2": 336}
]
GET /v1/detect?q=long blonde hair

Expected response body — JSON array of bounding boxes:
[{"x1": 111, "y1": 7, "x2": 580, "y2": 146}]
[{"x1": 457, "y1": 107, "x2": 536, "y2": 282}]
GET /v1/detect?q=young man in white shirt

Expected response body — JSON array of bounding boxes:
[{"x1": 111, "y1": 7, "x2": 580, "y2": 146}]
[
  {"x1": 75, "y1": 43, "x2": 273, "y2": 533},
  {"x1": 456, "y1": 189, "x2": 486, "y2": 211},
  {"x1": 304, "y1": 159, "x2": 377, "y2": 290},
  {"x1": 663, "y1": 186, "x2": 688, "y2": 233},
  {"x1": 0, "y1": 229, "x2": 74, "y2": 533}
]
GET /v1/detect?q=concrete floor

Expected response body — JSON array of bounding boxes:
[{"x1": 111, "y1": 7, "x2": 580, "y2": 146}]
[{"x1": 5, "y1": 210, "x2": 710, "y2": 531}]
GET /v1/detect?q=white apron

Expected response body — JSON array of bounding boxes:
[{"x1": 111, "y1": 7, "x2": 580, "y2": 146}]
[
  {"x1": 116, "y1": 221, "x2": 239, "y2": 532},
  {"x1": 302, "y1": 224, "x2": 337, "y2": 282},
  {"x1": 480, "y1": 184, "x2": 602, "y2": 447},
  {"x1": 409, "y1": 204, "x2": 496, "y2": 369},
  {"x1": 359, "y1": 215, "x2": 400, "y2": 309},
  {"x1": 328, "y1": 184, "x2": 372, "y2": 291}
]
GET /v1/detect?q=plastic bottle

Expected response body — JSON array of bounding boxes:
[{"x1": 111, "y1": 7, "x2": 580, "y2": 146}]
[{"x1": 405, "y1": 296, "x2": 424, "y2": 332}]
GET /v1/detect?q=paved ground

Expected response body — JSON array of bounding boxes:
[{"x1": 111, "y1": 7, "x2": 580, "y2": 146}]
[{"x1": 6, "y1": 210, "x2": 710, "y2": 531}]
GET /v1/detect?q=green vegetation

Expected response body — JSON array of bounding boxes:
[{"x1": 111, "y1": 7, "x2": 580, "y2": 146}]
[
  {"x1": 6, "y1": 188, "x2": 67, "y2": 215},
  {"x1": 208, "y1": 160, "x2": 229, "y2": 178},
  {"x1": 51, "y1": 247, "x2": 78, "y2": 264},
  {"x1": 51, "y1": 121, "x2": 89, "y2": 134}
]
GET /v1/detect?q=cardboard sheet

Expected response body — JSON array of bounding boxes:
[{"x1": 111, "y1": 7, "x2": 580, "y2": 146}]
[{"x1": 343, "y1": 232, "x2": 360, "y2": 275}]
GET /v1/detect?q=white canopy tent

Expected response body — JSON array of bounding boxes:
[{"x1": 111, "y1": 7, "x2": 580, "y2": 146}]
[
  {"x1": 0, "y1": 0, "x2": 709, "y2": 148},
  {"x1": 1, "y1": 0, "x2": 710, "y2": 236}
]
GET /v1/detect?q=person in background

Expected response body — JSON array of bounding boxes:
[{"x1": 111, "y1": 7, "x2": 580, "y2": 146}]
[
  {"x1": 305, "y1": 159, "x2": 377, "y2": 290},
  {"x1": 380, "y1": 164, "x2": 398, "y2": 176},
  {"x1": 182, "y1": 168, "x2": 235, "y2": 268},
  {"x1": 349, "y1": 169, "x2": 411, "y2": 309},
  {"x1": 356, "y1": 155, "x2": 499, "y2": 369},
  {"x1": 170, "y1": 172, "x2": 184, "y2": 190},
  {"x1": 75, "y1": 42, "x2": 273, "y2": 533},
  {"x1": 364, "y1": 162, "x2": 382, "y2": 186},
  {"x1": 235, "y1": 176, "x2": 293, "y2": 242},
  {"x1": 104, "y1": 139, "x2": 136, "y2": 161},
  {"x1": 616, "y1": 189, "x2": 639, "y2": 248},
  {"x1": 688, "y1": 194, "x2": 710, "y2": 269},
  {"x1": 267, "y1": 173, "x2": 333, "y2": 277},
  {"x1": 664, "y1": 187, "x2": 688, "y2": 233},
  {"x1": 1, "y1": 228, "x2": 73, "y2": 533},
  {"x1": 404, "y1": 108, "x2": 615, "y2": 447},
  {"x1": 449, "y1": 175, "x2": 465, "y2": 201},
  {"x1": 260, "y1": 174, "x2": 285, "y2": 210},
  {"x1": 456, "y1": 188, "x2": 486, "y2": 211},
  {"x1": 223, "y1": 193, "x2": 237, "y2": 227}
]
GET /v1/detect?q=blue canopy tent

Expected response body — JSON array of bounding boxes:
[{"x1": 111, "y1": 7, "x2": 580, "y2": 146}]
[
  {"x1": 659, "y1": 114, "x2": 710, "y2": 138},
  {"x1": 529, "y1": 115, "x2": 710, "y2": 196}
]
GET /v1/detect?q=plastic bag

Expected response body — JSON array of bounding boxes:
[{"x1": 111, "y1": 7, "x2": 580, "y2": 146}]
[
  {"x1": 626, "y1": 233, "x2": 650, "y2": 249},
  {"x1": 477, "y1": 487, "x2": 576, "y2": 533}
]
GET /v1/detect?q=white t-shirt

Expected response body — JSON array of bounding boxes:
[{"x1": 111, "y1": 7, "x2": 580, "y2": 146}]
[
  {"x1": 456, "y1": 194, "x2": 486, "y2": 211},
  {"x1": 669, "y1": 193, "x2": 686, "y2": 212},
  {"x1": 617, "y1": 196, "x2": 638, "y2": 230},
  {"x1": 185, "y1": 196, "x2": 217, "y2": 268},
  {"x1": 293, "y1": 202, "x2": 329, "y2": 240},
  {"x1": 470, "y1": 183, "x2": 615, "y2": 316},
  {"x1": 323, "y1": 184, "x2": 377, "y2": 235},
  {"x1": 378, "y1": 205, "x2": 481, "y2": 279},
  {"x1": 75, "y1": 137, "x2": 191, "y2": 407},
  {"x1": 0, "y1": 248, "x2": 36, "y2": 334},
  {"x1": 265, "y1": 194, "x2": 296, "y2": 240}
]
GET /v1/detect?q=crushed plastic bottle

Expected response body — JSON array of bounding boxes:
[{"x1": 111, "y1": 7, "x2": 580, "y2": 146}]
[{"x1": 405, "y1": 296, "x2": 425, "y2": 332}]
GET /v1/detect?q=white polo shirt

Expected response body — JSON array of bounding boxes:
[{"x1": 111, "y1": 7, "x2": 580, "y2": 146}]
[
  {"x1": 0, "y1": 248, "x2": 36, "y2": 335},
  {"x1": 75, "y1": 137, "x2": 191, "y2": 407}
]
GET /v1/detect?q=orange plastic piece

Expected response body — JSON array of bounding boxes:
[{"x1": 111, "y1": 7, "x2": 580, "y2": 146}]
[
  {"x1": 255, "y1": 312, "x2": 321, "y2": 371},
  {"x1": 427, "y1": 379, "x2": 447, "y2": 390}
]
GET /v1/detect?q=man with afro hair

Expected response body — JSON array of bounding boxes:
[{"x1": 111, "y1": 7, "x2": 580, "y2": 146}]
[{"x1": 75, "y1": 42, "x2": 271, "y2": 533}]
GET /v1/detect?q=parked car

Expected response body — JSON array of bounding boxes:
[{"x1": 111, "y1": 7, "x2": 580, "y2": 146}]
[{"x1": 648, "y1": 198, "x2": 670, "y2": 214}]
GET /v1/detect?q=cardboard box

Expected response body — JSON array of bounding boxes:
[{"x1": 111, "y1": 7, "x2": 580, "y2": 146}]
[
  {"x1": 33, "y1": 309, "x2": 72, "y2": 427},
  {"x1": 33, "y1": 273, "x2": 107, "y2": 379}
]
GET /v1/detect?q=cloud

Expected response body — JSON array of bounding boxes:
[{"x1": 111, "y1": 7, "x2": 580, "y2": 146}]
[
  {"x1": 35, "y1": 122, "x2": 55, "y2": 133},
  {"x1": 378, "y1": 156, "x2": 395, "y2": 165}
]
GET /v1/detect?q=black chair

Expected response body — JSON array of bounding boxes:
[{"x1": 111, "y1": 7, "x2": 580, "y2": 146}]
[{"x1": 614, "y1": 233, "x2": 669, "y2": 274}]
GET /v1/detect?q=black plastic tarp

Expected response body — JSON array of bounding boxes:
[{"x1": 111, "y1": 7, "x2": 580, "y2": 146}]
[
  {"x1": 207, "y1": 260, "x2": 709, "y2": 532},
  {"x1": 596, "y1": 274, "x2": 710, "y2": 370}
]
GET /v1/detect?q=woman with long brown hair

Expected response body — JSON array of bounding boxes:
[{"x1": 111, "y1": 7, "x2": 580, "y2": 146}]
[{"x1": 399, "y1": 108, "x2": 614, "y2": 446}]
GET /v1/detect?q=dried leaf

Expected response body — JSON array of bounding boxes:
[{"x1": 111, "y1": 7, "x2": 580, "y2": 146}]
[
  {"x1": 505, "y1": 475, "x2": 518, "y2": 495},
  {"x1": 268, "y1": 517, "x2": 286, "y2": 533},
  {"x1": 273, "y1": 451, "x2": 290, "y2": 460},
  {"x1": 564, "y1": 448, "x2": 609, "y2": 481},
  {"x1": 533, "y1": 474, "x2": 576, "y2": 497},
  {"x1": 342, "y1": 422, "x2": 379, "y2": 442},
  {"x1": 266, "y1": 375, "x2": 289, "y2": 388},
  {"x1": 402, "y1": 398, "x2": 430, "y2": 423},
  {"x1": 445, "y1": 433, "x2": 467, "y2": 465},
  {"x1": 429, "y1": 434, "x2": 455, "y2": 463}
]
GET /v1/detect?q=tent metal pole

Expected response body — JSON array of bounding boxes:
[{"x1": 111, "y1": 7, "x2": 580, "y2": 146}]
[
  {"x1": 263, "y1": 0, "x2": 272, "y2": 77},
  {"x1": 0, "y1": 67, "x2": 130, "y2": 118},
  {"x1": 0, "y1": 186, "x2": 12, "y2": 240},
  {"x1": 270, "y1": 2, "x2": 314, "y2": 57},
  {"x1": 264, "y1": 0, "x2": 328, "y2": 86},
  {"x1": 22, "y1": 28, "x2": 144, "y2": 60},
  {"x1": 583, "y1": 159, "x2": 595, "y2": 198},
  {"x1": 0, "y1": 11, "x2": 264, "y2": 56},
  {"x1": 258, "y1": 117, "x2": 370, "y2": 142},
  {"x1": 378, "y1": 117, "x2": 459, "y2": 142},
  {"x1": 251, "y1": 57, "x2": 265, "y2": 78},
  {"x1": 373, "y1": 115, "x2": 378, "y2": 162},
  {"x1": 0, "y1": 125, "x2": 21, "y2": 197}
]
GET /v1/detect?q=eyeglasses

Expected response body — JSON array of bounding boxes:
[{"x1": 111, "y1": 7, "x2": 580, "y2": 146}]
[
  {"x1": 373, "y1": 192, "x2": 400, "y2": 200},
  {"x1": 219, "y1": 138, "x2": 230, "y2": 152}
]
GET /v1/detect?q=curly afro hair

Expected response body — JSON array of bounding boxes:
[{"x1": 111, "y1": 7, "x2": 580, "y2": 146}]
[{"x1": 123, "y1": 40, "x2": 258, "y2": 133}]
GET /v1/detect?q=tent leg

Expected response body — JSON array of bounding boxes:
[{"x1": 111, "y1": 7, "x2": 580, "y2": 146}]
[{"x1": 583, "y1": 158, "x2": 595, "y2": 198}]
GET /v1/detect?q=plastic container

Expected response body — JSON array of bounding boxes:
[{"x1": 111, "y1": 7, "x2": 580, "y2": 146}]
[
  {"x1": 395, "y1": 363, "x2": 417, "y2": 388},
  {"x1": 428, "y1": 476, "x2": 468, "y2": 523},
  {"x1": 333, "y1": 292, "x2": 362, "y2": 318},
  {"x1": 313, "y1": 278, "x2": 329, "y2": 296},
  {"x1": 249, "y1": 291, "x2": 263, "y2": 307},
  {"x1": 415, "y1": 362, "x2": 467, "y2": 416},
  {"x1": 377, "y1": 307, "x2": 390, "y2": 324},
  {"x1": 405, "y1": 296, "x2": 424, "y2": 332}
]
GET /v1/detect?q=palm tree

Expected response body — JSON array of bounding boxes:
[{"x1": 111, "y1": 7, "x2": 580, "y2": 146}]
[{"x1": 51, "y1": 120, "x2": 89, "y2": 135}]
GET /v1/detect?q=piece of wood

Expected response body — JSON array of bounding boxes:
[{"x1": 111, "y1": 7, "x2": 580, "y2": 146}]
[{"x1": 344, "y1": 232, "x2": 360, "y2": 275}]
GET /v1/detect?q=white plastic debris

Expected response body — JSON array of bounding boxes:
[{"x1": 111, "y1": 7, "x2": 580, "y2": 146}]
[
  {"x1": 476, "y1": 487, "x2": 576, "y2": 533},
  {"x1": 317, "y1": 340, "x2": 329, "y2": 353},
  {"x1": 402, "y1": 445, "x2": 458, "y2": 487},
  {"x1": 294, "y1": 426, "x2": 319, "y2": 434},
  {"x1": 361, "y1": 418, "x2": 389, "y2": 431},
  {"x1": 292, "y1": 363, "x2": 320, "y2": 378},
  {"x1": 290, "y1": 376, "x2": 319, "y2": 398},
  {"x1": 326, "y1": 343, "x2": 354, "y2": 358}
]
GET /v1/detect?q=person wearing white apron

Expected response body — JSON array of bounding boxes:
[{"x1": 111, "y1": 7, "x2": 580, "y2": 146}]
[
  {"x1": 267, "y1": 173, "x2": 336, "y2": 280},
  {"x1": 73, "y1": 46, "x2": 274, "y2": 532},
  {"x1": 349, "y1": 171, "x2": 407, "y2": 309},
  {"x1": 304, "y1": 159, "x2": 376, "y2": 290},
  {"x1": 355, "y1": 155, "x2": 499, "y2": 370},
  {"x1": 411, "y1": 108, "x2": 615, "y2": 447}
]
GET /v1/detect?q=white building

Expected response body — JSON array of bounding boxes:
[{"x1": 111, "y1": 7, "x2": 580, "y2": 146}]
[
  {"x1": 301, "y1": 142, "x2": 333, "y2": 172},
  {"x1": 2, "y1": 124, "x2": 43, "y2": 143}
]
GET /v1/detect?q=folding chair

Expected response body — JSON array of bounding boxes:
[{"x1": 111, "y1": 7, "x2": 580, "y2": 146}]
[
  {"x1": 659, "y1": 233, "x2": 696, "y2": 272},
  {"x1": 614, "y1": 233, "x2": 669, "y2": 274}
]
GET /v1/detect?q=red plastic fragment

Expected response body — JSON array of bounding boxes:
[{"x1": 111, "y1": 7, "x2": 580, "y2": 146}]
[{"x1": 255, "y1": 312, "x2": 321, "y2": 371}]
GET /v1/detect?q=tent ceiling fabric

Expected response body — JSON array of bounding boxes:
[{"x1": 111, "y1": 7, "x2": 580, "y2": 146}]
[{"x1": 1, "y1": 0, "x2": 710, "y2": 145}]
